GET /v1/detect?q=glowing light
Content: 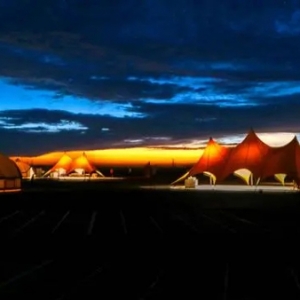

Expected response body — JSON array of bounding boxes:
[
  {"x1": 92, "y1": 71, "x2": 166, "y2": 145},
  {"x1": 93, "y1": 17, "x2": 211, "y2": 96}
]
[
  {"x1": 0, "y1": 189, "x2": 21, "y2": 193},
  {"x1": 11, "y1": 133, "x2": 300, "y2": 168},
  {"x1": 15, "y1": 147, "x2": 203, "y2": 167}
]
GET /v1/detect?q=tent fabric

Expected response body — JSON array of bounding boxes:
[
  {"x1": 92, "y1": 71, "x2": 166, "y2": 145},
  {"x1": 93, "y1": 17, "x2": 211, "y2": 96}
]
[
  {"x1": 0, "y1": 152, "x2": 22, "y2": 191},
  {"x1": 15, "y1": 160, "x2": 32, "y2": 178},
  {"x1": 217, "y1": 129, "x2": 272, "y2": 182},
  {"x1": 171, "y1": 137, "x2": 230, "y2": 185},
  {"x1": 260, "y1": 136, "x2": 300, "y2": 181},
  {"x1": 171, "y1": 129, "x2": 300, "y2": 186},
  {"x1": 44, "y1": 153, "x2": 73, "y2": 177},
  {"x1": 67, "y1": 153, "x2": 96, "y2": 174},
  {"x1": 171, "y1": 171, "x2": 190, "y2": 185},
  {"x1": 189, "y1": 137, "x2": 231, "y2": 178},
  {"x1": 274, "y1": 174, "x2": 287, "y2": 186},
  {"x1": 233, "y1": 169, "x2": 253, "y2": 185},
  {"x1": 0, "y1": 153, "x2": 21, "y2": 179},
  {"x1": 15, "y1": 161, "x2": 31, "y2": 174},
  {"x1": 203, "y1": 171, "x2": 217, "y2": 185}
]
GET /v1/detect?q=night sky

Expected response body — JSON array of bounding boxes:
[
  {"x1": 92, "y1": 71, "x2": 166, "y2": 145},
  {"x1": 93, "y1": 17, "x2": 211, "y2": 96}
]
[{"x1": 1, "y1": 0, "x2": 300, "y2": 155}]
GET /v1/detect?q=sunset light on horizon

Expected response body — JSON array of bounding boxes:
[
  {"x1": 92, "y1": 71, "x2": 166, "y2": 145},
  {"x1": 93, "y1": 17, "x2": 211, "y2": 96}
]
[{"x1": 10, "y1": 131, "x2": 300, "y2": 168}]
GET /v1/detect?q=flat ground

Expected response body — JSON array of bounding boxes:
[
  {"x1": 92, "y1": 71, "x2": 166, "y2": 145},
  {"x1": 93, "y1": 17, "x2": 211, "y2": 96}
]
[{"x1": 1, "y1": 180, "x2": 300, "y2": 300}]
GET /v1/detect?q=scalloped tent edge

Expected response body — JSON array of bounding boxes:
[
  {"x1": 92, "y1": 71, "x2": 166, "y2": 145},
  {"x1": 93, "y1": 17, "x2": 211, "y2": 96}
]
[
  {"x1": 171, "y1": 129, "x2": 300, "y2": 186},
  {"x1": 216, "y1": 128, "x2": 272, "y2": 182}
]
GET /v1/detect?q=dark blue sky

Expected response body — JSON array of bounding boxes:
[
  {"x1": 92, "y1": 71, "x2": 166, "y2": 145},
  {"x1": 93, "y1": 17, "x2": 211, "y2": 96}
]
[{"x1": 1, "y1": 0, "x2": 300, "y2": 155}]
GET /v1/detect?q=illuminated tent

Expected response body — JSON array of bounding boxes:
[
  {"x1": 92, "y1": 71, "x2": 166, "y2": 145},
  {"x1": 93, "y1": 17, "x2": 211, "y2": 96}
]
[
  {"x1": 233, "y1": 168, "x2": 253, "y2": 185},
  {"x1": 43, "y1": 153, "x2": 73, "y2": 177},
  {"x1": 274, "y1": 174, "x2": 287, "y2": 186},
  {"x1": 0, "y1": 152, "x2": 22, "y2": 192},
  {"x1": 260, "y1": 136, "x2": 300, "y2": 184},
  {"x1": 172, "y1": 137, "x2": 231, "y2": 185},
  {"x1": 67, "y1": 152, "x2": 104, "y2": 176},
  {"x1": 218, "y1": 129, "x2": 272, "y2": 184},
  {"x1": 14, "y1": 159, "x2": 35, "y2": 179}
]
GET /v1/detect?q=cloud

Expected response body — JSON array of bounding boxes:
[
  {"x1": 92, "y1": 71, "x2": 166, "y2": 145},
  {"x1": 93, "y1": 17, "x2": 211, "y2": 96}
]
[
  {"x1": 0, "y1": 78, "x2": 146, "y2": 118},
  {"x1": 275, "y1": 10, "x2": 300, "y2": 35},
  {"x1": 246, "y1": 81, "x2": 300, "y2": 98},
  {"x1": 1, "y1": 2, "x2": 300, "y2": 155},
  {"x1": 127, "y1": 75, "x2": 223, "y2": 88},
  {"x1": 0, "y1": 116, "x2": 88, "y2": 133},
  {"x1": 0, "y1": 94, "x2": 300, "y2": 156}
]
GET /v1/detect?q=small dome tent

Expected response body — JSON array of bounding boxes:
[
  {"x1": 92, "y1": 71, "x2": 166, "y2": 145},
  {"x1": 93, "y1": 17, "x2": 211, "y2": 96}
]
[{"x1": 0, "y1": 152, "x2": 22, "y2": 192}]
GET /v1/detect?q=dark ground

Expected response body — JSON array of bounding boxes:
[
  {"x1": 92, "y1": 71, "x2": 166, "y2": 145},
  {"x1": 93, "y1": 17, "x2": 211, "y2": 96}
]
[{"x1": 1, "y1": 179, "x2": 300, "y2": 300}]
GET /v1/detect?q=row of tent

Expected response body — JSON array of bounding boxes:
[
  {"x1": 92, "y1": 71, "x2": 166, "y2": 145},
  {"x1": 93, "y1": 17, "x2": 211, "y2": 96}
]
[
  {"x1": 173, "y1": 129, "x2": 300, "y2": 186},
  {"x1": 43, "y1": 152, "x2": 104, "y2": 177},
  {"x1": 0, "y1": 151, "x2": 105, "y2": 192},
  {"x1": 8, "y1": 153, "x2": 103, "y2": 179},
  {"x1": 2, "y1": 128, "x2": 300, "y2": 191}
]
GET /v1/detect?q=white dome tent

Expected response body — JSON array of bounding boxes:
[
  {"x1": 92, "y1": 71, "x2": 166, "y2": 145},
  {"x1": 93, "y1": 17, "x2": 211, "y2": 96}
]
[{"x1": 0, "y1": 152, "x2": 22, "y2": 192}]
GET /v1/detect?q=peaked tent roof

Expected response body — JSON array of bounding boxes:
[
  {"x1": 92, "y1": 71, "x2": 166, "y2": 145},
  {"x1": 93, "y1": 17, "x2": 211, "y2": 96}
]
[
  {"x1": 171, "y1": 137, "x2": 231, "y2": 185},
  {"x1": 260, "y1": 136, "x2": 300, "y2": 181},
  {"x1": 217, "y1": 129, "x2": 272, "y2": 181},
  {"x1": 67, "y1": 152, "x2": 96, "y2": 174},
  {"x1": 15, "y1": 160, "x2": 31, "y2": 174},
  {"x1": 44, "y1": 153, "x2": 73, "y2": 177},
  {"x1": 189, "y1": 137, "x2": 231, "y2": 177}
]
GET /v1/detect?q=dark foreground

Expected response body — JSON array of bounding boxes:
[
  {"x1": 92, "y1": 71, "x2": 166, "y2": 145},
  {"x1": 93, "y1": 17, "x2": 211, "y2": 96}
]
[{"x1": 1, "y1": 183, "x2": 300, "y2": 299}]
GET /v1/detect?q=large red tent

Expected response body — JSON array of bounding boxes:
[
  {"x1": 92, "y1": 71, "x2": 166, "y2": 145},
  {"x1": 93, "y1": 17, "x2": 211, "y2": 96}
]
[
  {"x1": 217, "y1": 129, "x2": 272, "y2": 183},
  {"x1": 259, "y1": 136, "x2": 300, "y2": 183},
  {"x1": 172, "y1": 137, "x2": 231, "y2": 185},
  {"x1": 189, "y1": 137, "x2": 231, "y2": 178}
]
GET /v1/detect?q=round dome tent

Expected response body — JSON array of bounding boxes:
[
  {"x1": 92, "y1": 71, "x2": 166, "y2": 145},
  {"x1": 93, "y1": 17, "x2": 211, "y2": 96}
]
[{"x1": 0, "y1": 152, "x2": 22, "y2": 192}]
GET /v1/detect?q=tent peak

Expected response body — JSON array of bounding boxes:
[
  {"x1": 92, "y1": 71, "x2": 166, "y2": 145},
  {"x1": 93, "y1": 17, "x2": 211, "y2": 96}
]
[
  {"x1": 207, "y1": 137, "x2": 216, "y2": 145},
  {"x1": 289, "y1": 135, "x2": 298, "y2": 144},
  {"x1": 244, "y1": 128, "x2": 260, "y2": 140},
  {"x1": 248, "y1": 127, "x2": 256, "y2": 134}
]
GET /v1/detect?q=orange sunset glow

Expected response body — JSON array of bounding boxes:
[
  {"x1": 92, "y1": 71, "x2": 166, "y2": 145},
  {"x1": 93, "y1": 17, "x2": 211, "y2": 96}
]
[
  {"x1": 9, "y1": 132, "x2": 299, "y2": 168},
  {"x1": 11, "y1": 147, "x2": 204, "y2": 168}
]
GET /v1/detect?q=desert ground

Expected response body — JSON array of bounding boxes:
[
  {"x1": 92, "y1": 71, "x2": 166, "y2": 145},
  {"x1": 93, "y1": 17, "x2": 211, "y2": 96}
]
[{"x1": 1, "y1": 176, "x2": 300, "y2": 300}]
